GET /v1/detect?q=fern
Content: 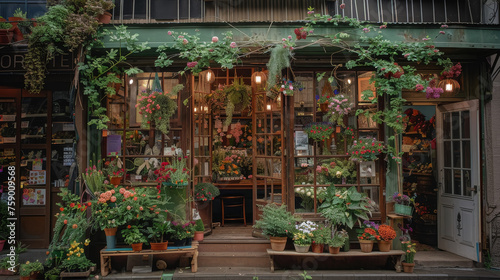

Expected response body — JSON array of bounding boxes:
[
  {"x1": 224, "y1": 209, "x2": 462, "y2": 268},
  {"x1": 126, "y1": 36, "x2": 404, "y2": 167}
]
[{"x1": 266, "y1": 46, "x2": 291, "y2": 89}]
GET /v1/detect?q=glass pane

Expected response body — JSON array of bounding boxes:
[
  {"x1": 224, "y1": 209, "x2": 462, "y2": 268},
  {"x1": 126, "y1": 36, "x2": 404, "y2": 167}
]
[
  {"x1": 462, "y1": 140, "x2": 470, "y2": 169},
  {"x1": 294, "y1": 186, "x2": 315, "y2": 213},
  {"x1": 463, "y1": 170, "x2": 471, "y2": 197},
  {"x1": 461, "y1": 110, "x2": 470, "y2": 139},
  {"x1": 444, "y1": 140, "x2": 452, "y2": 168},
  {"x1": 453, "y1": 141, "x2": 461, "y2": 168},
  {"x1": 452, "y1": 112, "x2": 460, "y2": 139},
  {"x1": 443, "y1": 112, "x2": 451, "y2": 139},
  {"x1": 295, "y1": 166, "x2": 314, "y2": 185},
  {"x1": 360, "y1": 161, "x2": 379, "y2": 184},
  {"x1": 316, "y1": 158, "x2": 356, "y2": 185},
  {"x1": 21, "y1": 97, "x2": 47, "y2": 144},
  {"x1": 453, "y1": 169, "x2": 461, "y2": 195},
  {"x1": 444, "y1": 168, "x2": 452, "y2": 194},
  {"x1": 361, "y1": 186, "x2": 380, "y2": 212}
]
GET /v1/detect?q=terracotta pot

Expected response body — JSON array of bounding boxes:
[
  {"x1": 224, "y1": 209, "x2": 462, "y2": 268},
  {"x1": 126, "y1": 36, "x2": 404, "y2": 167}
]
[
  {"x1": 20, "y1": 276, "x2": 30, "y2": 280},
  {"x1": 150, "y1": 241, "x2": 168, "y2": 250},
  {"x1": 269, "y1": 236, "x2": 287, "y2": 251},
  {"x1": 328, "y1": 246, "x2": 341, "y2": 254},
  {"x1": 378, "y1": 240, "x2": 392, "y2": 252},
  {"x1": 98, "y1": 11, "x2": 112, "y2": 24},
  {"x1": 110, "y1": 176, "x2": 122, "y2": 185},
  {"x1": 104, "y1": 227, "x2": 117, "y2": 236},
  {"x1": 294, "y1": 244, "x2": 310, "y2": 253},
  {"x1": 402, "y1": 262, "x2": 415, "y2": 273},
  {"x1": 29, "y1": 271, "x2": 41, "y2": 279},
  {"x1": 311, "y1": 243, "x2": 324, "y2": 253},
  {"x1": 131, "y1": 243, "x2": 143, "y2": 251},
  {"x1": 359, "y1": 239, "x2": 374, "y2": 253},
  {"x1": 193, "y1": 231, "x2": 204, "y2": 241},
  {"x1": 8, "y1": 17, "x2": 24, "y2": 28},
  {"x1": 319, "y1": 102, "x2": 329, "y2": 112}
]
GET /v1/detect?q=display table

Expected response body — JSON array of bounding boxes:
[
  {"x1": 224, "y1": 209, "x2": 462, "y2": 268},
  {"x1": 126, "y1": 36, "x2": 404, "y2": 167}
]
[
  {"x1": 100, "y1": 242, "x2": 199, "y2": 277},
  {"x1": 266, "y1": 249, "x2": 404, "y2": 272}
]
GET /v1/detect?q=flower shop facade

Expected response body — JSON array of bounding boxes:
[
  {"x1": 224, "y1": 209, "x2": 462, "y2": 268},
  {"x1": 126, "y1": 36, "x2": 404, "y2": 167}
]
[
  {"x1": 2, "y1": 0, "x2": 500, "y2": 269},
  {"x1": 89, "y1": 20, "x2": 500, "y2": 265}
]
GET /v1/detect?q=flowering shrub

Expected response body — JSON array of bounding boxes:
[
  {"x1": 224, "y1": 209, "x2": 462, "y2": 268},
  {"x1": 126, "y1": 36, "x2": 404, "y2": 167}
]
[
  {"x1": 304, "y1": 122, "x2": 335, "y2": 142},
  {"x1": 293, "y1": 221, "x2": 316, "y2": 246},
  {"x1": 136, "y1": 86, "x2": 180, "y2": 135},
  {"x1": 212, "y1": 148, "x2": 243, "y2": 179},
  {"x1": 357, "y1": 227, "x2": 380, "y2": 241},
  {"x1": 348, "y1": 137, "x2": 385, "y2": 162},
  {"x1": 401, "y1": 241, "x2": 417, "y2": 263},
  {"x1": 327, "y1": 94, "x2": 353, "y2": 127},
  {"x1": 104, "y1": 156, "x2": 124, "y2": 178},
  {"x1": 312, "y1": 226, "x2": 331, "y2": 244},
  {"x1": 155, "y1": 156, "x2": 190, "y2": 186},
  {"x1": 194, "y1": 182, "x2": 220, "y2": 201},
  {"x1": 60, "y1": 239, "x2": 94, "y2": 272},
  {"x1": 170, "y1": 220, "x2": 196, "y2": 240},
  {"x1": 378, "y1": 224, "x2": 396, "y2": 241}
]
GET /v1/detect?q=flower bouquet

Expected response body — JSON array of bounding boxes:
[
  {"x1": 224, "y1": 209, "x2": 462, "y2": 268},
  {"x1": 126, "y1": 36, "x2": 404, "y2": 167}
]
[
  {"x1": 348, "y1": 137, "x2": 385, "y2": 162},
  {"x1": 327, "y1": 94, "x2": 353, "y2": 127}
]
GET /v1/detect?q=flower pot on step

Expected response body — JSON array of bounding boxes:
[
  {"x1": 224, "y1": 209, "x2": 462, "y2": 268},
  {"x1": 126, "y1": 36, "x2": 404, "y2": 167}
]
[
  {"x1": 193, "y1": 231, "x2": 204, "y2": 241},
  {"x1": 131, "y1": 243, "x2": 143, "y2": 251},
  {"x1": 150, "y1": 241, "x2": 168, "y2": 250},
  {"x1": 378, "y1": 240, "x2": 392, "y2": 252},
  {"x1": 269, "y1": 236, "x2": 287, "y2": 251},
  {"x1": 359, "y1": 239, "x2": 374, "y2": 253},
  {"x1": 104, "y1": 227, "x2": 117, "y2": 249},
  {"x1": 294, "y1": 244, "x2": 310, "y2": 253},
  {"x1": 402, "y1": 262, "x2": 415, "y2": 273},
  {"x1": 328, "y1": 246, "x2": 341, "y2": 254},
  {"x1": 110, "y1": 176, "x2": 122, "y2": 185},
  {"x1": 311, "y1": 243, "x2": 324, "y2": 253}
]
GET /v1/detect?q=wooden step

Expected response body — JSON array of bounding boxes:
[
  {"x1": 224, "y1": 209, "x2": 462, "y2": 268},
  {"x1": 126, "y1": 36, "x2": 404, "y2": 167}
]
[
  {"x1": 198, "y1": 251, "x2": 270, "y2": 267},
  {"x1": 198, "y1": 240, "x2": 271, "y2": 253}
]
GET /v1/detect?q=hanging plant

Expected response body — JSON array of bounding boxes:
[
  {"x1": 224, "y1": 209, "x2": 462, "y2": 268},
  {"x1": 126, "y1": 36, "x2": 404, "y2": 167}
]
[
  {"x1": 223, "y1": 78, "x2": 252, "y2": 127},
  {"x1": 137, "y1": 84, "x2": 183, "y2": 135},
  {"x1": 266, "y1": 39, "x2": 293, "y2": 90}
]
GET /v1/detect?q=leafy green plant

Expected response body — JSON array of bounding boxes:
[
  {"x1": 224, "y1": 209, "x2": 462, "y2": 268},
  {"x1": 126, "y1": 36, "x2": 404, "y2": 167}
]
[
  {"x1": 147, "y1": 220, "x2": 174, "y2": 243},
  {"x1": 0, "y1": 22, "x2": 13, "y2": 29},
  {"x1": 79, "y1": 25, "x2": 150, "y2": 129},
  {"x1": 170, "y1": 220, "x2": 195, "y2": 240},
  {"x1": 59, "y1": 240, "x2": 94, "y2": 272},
  {"x1": 327, "y1": 229, "x2": 349, "y2": 248},
  {"x1": 121, "y1": 225, "x2": 148, "y2": 245},
  {"x1": 254, "y1": 203, "x2": 298, "y2": 238},
  {"x1": 318, "y1": 186, "x2": 374, "y2": 230},
  {"x1": 194, "y1": 219, "x2": 204, "y2": 232},
  {"x1": 19, "y1": 260, "x2": 43, "y2": 277},
  {"x1": 13, "y1": 8, "x2": 27, "y2": 18},
  {"x1": 311, "y1": 225, "x2": 330, "y2": 244},
  {"x1": 266, "y1": 46, "x2": 291, "y2": 89},
  {"x1": 223, "y1": 78, "x2": 252, "y2": 126}
]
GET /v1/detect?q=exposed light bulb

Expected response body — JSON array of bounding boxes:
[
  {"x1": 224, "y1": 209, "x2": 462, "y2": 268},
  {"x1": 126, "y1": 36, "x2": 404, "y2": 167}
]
[
  {"x1": 445, "y1": 83, "x2": 453, "y2": 92},
  {"x1": 129, "y1": 79, "x2": 134, "y2": 85},
  {"x1": 266, "y1": 104, "x2": 272, "y2": 111},
  {"x1": 347, "y1": 79, "x2": 352, "y2": 84},
  {"x1": 255, "y1": 75, "x2": 262, "y2": 84},
  {"x1": 206, "y1": 71, "x2": 212, "y2": 82}
]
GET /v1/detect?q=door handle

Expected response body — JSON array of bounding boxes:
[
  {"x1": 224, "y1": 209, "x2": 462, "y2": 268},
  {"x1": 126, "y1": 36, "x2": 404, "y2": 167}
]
[{"x1": 466, "y1": 185, "x2": 478, "y2": 193}]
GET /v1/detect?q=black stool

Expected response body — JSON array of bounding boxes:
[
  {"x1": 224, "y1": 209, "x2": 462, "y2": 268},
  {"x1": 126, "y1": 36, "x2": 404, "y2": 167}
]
[{"x1": 221, "y1": 196, "x2": 246, "y2": 226}]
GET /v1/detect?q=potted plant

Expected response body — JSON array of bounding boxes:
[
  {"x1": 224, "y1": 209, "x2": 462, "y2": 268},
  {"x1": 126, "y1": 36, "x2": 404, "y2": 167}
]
[
  {"x1": 304, "y1": 122, "x2": 336, "y2": 155},
  {"x1": 194, "y1": 182, "x2": 220, "y2": 202},
  {"x1": 392, "y1": 192, "x2": 414, "y2": 216},
  {"x1": 223, "y1": 78, "x2": 252, "y2": 126},
  {"x1": 212, "y1": 148, "x2": 244, "y2": 182},
  {"x1": 357, "y1": 221, "x2": 380, "y2": 253},
  {"x1": 136, "y1": 84, "x2": 182, "y2": 135},
  {"x1": 327, "y1": 229, "x2": 349, "y2": 254},
  {"x1": 169, "y1": 220, "x2": 195, "y2": 247},
  {"x1": 377, "y1": 224, "x2": 396, "y2": 252},
  {"x1": 0, "y1": 22, "x2": 13, "y2": 44},
  {"x1": 292, "y1": 221, "x2": 316, "y2": 253},
  {"x1": 19, "y1": 260, "x2": 43, "y2": 280},
  {"x1": 401, "y1": 241, "x2": 417, "y2": 272},
  {"x1": 104, "y1": 156, "x2": 124, "y2": 185},
  {"x1": 59, "y1": 240, "x2": 95, "y2": 275},
  {"x1": 0, "y1": 256, "x2": 16, "y2": 275},
  {"x1": 43, "y1": 267, "x2": 61, "y2": 280},
  {"x1": 348, "y1": 137, "x2": 385, "y2": 162},
  {"x1": 147, "y1": 220, "x2": 173, "y2": 250},
  {"x1": 122, "y1": 225, "x2": 148, "y2": 251},
  {"x1": 318, "y1": 186, "x2": 375, "y2": 251},
  {"x1": 156, "y1": 156, "x2": 190, "y2": 187},
  {"x1": 193, "y1": 219, "x2": 205, "y2": 241},
  {"x1": 254, "y1": 203, "x2": 298, "y2": 251},
  {"x1": 311, "y1": 226, "x2": 330, "y2": 253}
]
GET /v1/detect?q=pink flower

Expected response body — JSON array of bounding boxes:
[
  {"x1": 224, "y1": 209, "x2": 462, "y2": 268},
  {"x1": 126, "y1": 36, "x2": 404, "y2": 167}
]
[
  {"x1": 187, "y1": 61, "x2": 198, "y2": 68},
  {"x1": 379, "y1": 25, "x2": 387, "y2": 29},
  {"x1": 230, "y1": 42, "x2": 237, "y2": 48},
  {"x1": 340, "y1": 3, "x2": 345, "y2": 9},
  {"x1": 212, "y1": 36, "x2": 218, "y2": 43},
  {"x1": 363, "y1": 28, "x2": 370, "y2": 33},
  {"x1": 439, "y1": 31, "x2": 445, "y2": 34},
  {"x1": 441, "y1": 24, "x2": 448, "y2": 28},
  {"x1": 415, "y1": 84, "x2": 424, "y2": 91},
  {"x1": 183, "y1": 38, "x2": 188, "y2": 45},
  {"x1": 168, "y1": 31, "x2": 172, "y2": 35},
  {"x1": 422, "y1": 38, "x2": 430, "y2": 41},
  {"x1": 307, "y1": 11, "x2": 314, "y2": 15}
]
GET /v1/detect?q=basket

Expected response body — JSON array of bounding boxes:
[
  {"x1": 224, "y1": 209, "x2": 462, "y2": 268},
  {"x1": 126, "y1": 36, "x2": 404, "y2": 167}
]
[{"x1": 395, "y1": 204, "x2": 413, "y2": 216}]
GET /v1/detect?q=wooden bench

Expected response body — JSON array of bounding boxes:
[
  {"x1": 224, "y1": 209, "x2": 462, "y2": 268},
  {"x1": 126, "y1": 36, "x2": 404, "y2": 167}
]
[
  {"x1": 266, "y1": 249, "x2": 404, "y2": 272},
  {"x1": 100, "y1": 242, "x2": 199, "y2": 277}
]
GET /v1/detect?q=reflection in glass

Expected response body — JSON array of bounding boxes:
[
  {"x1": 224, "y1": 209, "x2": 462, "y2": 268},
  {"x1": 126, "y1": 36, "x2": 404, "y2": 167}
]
[
  {"x1": 452, "y1": 141, "x2": 461, "y2": 168},
  {"x1": 452, "y1": 111, "x2": 460, "y2": 139},
  {"x1": 463, "y1": 170, "x2": 471, "y2": 197},
  {"x1": 444, "y1": 168, "x2": 452, "y2": 194},
  {"x1": 453, "y1": 169, "x2": 461, "y2": 195},
  {"x1": 461, "y1": 110, "x2": 470, "y2": 139}
]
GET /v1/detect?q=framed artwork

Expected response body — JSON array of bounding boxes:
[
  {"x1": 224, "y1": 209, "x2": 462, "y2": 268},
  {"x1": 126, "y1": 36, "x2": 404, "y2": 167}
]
[{"x1": 358, "y1": 76, "x2": 376, "y2": 103}]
